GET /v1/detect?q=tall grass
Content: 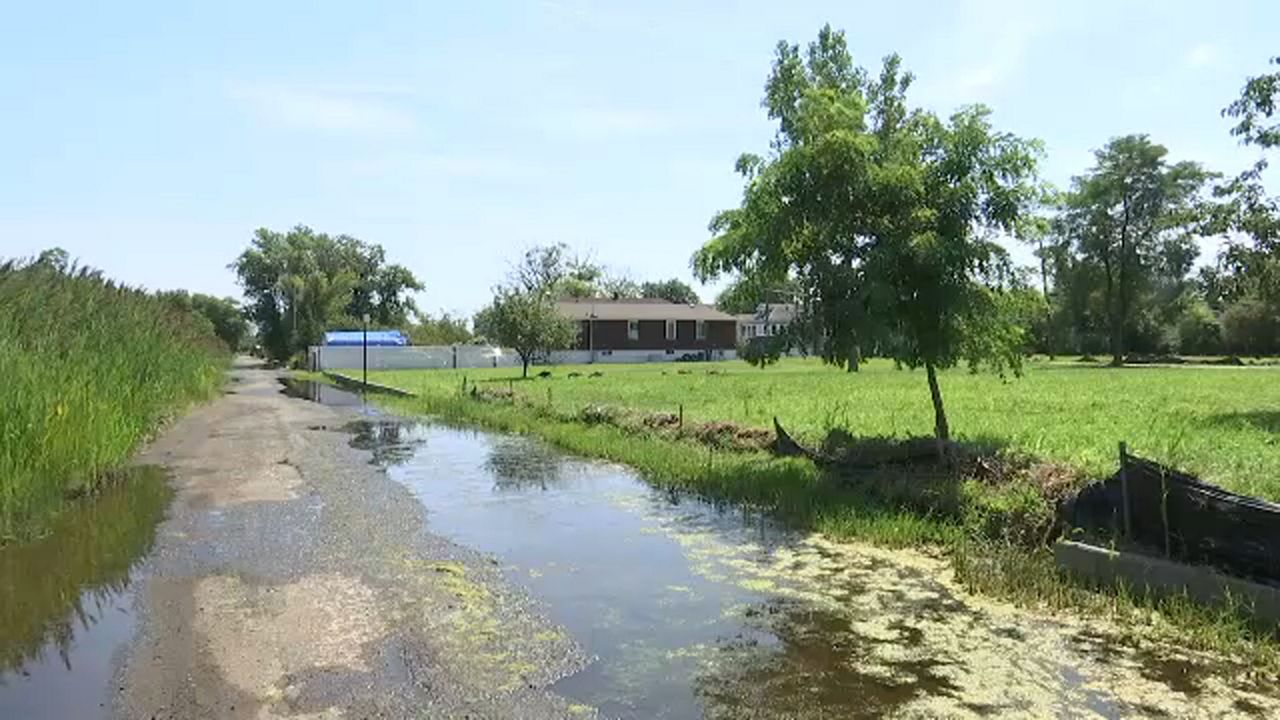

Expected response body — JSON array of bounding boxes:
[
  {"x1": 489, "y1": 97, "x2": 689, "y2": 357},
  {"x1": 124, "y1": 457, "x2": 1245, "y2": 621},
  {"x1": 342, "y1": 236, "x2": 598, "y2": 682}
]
[{"x1": 0, "y1": 259, "x2": 227, "y2": 541}]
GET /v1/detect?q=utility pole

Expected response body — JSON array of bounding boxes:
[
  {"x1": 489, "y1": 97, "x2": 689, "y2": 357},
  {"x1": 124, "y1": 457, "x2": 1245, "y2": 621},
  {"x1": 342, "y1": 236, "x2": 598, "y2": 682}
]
[{"x1": 362, "y1": 312, "x2": 370, "y2": 390}]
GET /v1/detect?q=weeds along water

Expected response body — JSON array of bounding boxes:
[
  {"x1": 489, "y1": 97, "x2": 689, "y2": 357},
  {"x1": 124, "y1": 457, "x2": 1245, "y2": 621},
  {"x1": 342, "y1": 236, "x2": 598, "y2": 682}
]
[
  {"x1": 334, "y1": 363, "x2": 1280, "y2": 670},
  {"x1": 0, "y1": 260, "x2": 227, "y2": 541}
]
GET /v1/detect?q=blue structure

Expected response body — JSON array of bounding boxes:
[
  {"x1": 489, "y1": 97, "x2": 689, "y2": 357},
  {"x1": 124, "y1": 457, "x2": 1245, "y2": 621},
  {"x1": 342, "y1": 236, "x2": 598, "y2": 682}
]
[{"x1": 323, "y1": 330, "x2": 408, "y2": 347}]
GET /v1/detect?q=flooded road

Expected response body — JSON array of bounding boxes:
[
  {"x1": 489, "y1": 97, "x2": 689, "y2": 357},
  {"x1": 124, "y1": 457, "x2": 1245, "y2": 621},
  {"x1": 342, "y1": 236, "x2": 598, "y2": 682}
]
[
  {"x1": 3, "y1": 371, "x2": 1277, "y2": 719},
  {"x1": 0, "y1": 468, "x2": 170, "y2": 719},
  {"x1": 339, "y1": 393, "x2": 1280, "y2": 719}
]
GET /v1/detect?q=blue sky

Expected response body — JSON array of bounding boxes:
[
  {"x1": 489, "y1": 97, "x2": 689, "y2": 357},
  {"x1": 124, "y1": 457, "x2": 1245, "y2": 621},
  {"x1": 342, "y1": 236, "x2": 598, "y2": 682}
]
[{"x1": 1, "y1": 1, "x2": 1274, "y2": 317}]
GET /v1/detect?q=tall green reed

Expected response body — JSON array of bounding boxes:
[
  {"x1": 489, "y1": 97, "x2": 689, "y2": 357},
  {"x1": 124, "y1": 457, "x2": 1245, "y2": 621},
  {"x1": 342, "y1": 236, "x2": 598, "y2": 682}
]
[{"x1": 0, "y1": 259, "x2": 227, "y2": 541}]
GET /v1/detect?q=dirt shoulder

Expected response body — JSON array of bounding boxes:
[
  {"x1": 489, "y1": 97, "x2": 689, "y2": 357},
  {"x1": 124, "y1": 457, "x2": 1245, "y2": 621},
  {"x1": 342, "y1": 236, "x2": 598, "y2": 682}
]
[{"x1": 115, "y1": 359, "x2": 588, "y2": 719}]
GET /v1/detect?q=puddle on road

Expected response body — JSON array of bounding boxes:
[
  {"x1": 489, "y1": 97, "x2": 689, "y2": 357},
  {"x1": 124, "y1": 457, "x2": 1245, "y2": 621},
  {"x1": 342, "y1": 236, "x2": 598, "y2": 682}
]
[
  {"x1": 0, "y1": 467, "x2": 171, "y2": 719},
  {"x1": 340, "y1": 417, "x2": 1280, "y2": 719},
  {"x1": 278, "y1": 377, "x2": 368, "y2": 407}
]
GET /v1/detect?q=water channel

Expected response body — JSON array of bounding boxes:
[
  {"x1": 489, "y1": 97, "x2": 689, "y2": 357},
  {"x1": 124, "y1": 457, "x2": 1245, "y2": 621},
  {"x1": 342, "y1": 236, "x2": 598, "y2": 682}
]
[{"x1": 318, "y1": 382, "x2": 1277, "y2": 718}]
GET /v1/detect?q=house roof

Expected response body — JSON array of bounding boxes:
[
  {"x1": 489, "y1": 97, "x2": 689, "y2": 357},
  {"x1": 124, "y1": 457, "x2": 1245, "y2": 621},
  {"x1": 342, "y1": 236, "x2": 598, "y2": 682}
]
[
  {"x1": 744, "y1": 303, "x2": 798, "y2": 323},
  {"x1": 556, "y1": 299, "x2": 736, "y2": 322}
]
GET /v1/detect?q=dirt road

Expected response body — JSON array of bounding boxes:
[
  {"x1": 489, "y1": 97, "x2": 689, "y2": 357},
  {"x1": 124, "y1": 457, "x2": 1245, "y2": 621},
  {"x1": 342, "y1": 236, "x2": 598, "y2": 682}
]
[{"x1": 115, "y1": 360, "x2": 586, "y2": 719}]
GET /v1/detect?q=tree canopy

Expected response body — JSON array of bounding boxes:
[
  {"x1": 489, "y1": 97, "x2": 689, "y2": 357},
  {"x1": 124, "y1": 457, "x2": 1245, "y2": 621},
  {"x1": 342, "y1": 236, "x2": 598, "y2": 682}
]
[
  {"x1": 160, "y1": 291, "x2": 251, "y2": 352},
  {"x1": 481, "y1": 244, "x2": 579, "y2": 377},
  {"x1": 639, "y1": 278, "x2": 700, "y2": 305},
  {"x1": 231, "y1": 225, "x2": 422, "y2": 363},
  {"x1": 694, "y1": 25, "x2": 1042, "y2": 443},
  {"x1": 1057, "y1": 135, "x2": 1214, "y2": 365}
]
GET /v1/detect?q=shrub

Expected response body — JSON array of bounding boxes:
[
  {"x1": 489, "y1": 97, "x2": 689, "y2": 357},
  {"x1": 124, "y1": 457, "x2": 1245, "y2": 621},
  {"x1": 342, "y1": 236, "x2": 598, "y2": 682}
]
[
  {"x1": 1221, "y1": 299, "x2": 1280, "y2": 356},
  {"x1": 1176, "y1": 300, "x2": 1223, "y2": 355}
]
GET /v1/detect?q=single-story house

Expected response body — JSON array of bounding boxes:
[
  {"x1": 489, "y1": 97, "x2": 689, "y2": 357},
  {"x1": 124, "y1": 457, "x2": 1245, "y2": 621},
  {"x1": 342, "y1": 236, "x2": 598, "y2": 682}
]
[
  {"x1": 737, "y1": 303, "x2": 797, "y2": 341},
  {"x1": 555, "y1": 299, "x2": 739, "y2": 363}
]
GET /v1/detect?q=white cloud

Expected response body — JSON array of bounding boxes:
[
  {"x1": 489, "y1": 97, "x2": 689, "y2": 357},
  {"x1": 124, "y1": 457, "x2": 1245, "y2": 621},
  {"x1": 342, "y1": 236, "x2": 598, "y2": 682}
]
[
  {"x1": 230, "y1": 83, "x2": 416, "y2": 133},
  {"x1": 1185, "y1": 43, "x2": 1218, "y2": 69}
]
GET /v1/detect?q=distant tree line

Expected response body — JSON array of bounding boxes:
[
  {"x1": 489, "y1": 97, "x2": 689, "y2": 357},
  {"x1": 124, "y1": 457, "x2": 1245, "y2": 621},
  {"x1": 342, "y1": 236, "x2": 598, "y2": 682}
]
[{"x1": 231, "y1": 225, "x2": 424, "y2": 364}]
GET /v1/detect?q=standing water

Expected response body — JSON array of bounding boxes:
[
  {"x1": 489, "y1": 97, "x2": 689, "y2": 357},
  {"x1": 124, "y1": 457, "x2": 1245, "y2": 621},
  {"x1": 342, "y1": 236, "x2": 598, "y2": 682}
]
[
  {"x1": 0, "y1": 468, "x2": 171, "y2": 719},
  {"x1": 333, "y1": 400, "x2": 1277, "y2": 719}
]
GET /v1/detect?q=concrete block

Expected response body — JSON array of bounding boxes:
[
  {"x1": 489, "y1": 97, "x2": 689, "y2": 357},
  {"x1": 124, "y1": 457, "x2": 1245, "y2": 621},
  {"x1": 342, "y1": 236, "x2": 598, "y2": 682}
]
[{"x1": 1054, "y1": 540, "x2": 1280, "y2": 624}]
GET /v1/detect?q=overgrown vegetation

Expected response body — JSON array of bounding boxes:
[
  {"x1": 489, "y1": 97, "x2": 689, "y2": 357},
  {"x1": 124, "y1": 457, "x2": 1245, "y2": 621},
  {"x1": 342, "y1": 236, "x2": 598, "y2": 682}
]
[{"x1": 0, "y1": 255, "x2": 227, "y2": 541}]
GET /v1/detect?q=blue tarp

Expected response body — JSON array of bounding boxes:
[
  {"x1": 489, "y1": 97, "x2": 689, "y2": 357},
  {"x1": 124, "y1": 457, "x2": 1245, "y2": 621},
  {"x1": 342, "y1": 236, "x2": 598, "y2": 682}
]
[{"x1": 323, "y1": 330, "x2": 408, "y2": 347}]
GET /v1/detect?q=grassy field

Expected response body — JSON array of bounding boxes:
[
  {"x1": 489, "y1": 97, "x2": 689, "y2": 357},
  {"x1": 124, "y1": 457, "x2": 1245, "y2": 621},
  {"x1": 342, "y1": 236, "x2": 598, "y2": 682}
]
[
  {"x1": 0, "y1": 261, "x2": 227, "y2": 541},
  {"x1": 371, "y1": 358, "x2": 1280, "y2": 499},
  {"x1": 350, "y1": 357, "x2": 1280, "y2": 663},
  {"x1": 354, "y1": 357, "x2": 1280, "y2": 664}
]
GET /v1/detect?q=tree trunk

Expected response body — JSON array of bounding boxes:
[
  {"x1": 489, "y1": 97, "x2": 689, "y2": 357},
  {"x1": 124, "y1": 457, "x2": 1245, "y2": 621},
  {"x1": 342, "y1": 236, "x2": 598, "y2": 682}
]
[
  {"x1": 521, "y1": 356, "x2": 529, "y2": 378},
  {"x1": 1102, "y1": 253, "x2": 1120, "y2": 366},
  {"x1": 1038, "y1": 238, "x2": 1054, "y2": 360},
  {"x1": 925, "y1": 363, "x2": 949, "y2": 448},
  {"x1": 1112, "y1": 200, "x2": 1131, "y2": 367}
]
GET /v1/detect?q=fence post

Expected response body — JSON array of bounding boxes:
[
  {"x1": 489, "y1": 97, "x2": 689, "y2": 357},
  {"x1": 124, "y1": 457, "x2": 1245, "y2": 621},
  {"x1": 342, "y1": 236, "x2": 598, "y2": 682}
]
[
  {"x1": 1160, "y1": 469, "x2": 1172, "y2": 558},
  {"x1": 678, "y1": 403, "x2": 684, "y2": 430},
  {"x1": 461, "y1": 375, "x2": 467, "y2": 395},
  {"x1": 1118, "y1": 441, "x2": 1132, "y2": 540}
]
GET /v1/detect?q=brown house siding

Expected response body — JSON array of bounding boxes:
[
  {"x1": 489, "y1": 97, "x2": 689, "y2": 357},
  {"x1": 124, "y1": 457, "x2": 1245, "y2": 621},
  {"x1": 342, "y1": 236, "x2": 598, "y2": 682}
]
[{"x1": 573, "y1": 319, "x2": 736, "y2": 351}]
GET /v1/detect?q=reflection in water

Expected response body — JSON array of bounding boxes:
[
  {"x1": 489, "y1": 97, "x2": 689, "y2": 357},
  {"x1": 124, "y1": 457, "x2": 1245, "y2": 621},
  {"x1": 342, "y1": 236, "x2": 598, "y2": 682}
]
[
  {"x1": 697, "y1": 598, "x2": 959, "y2": 719},
  {"x1": 355, "y1": 419, "x2": 1280, "y2": 718},
  {"x1": 0, "y1": 467, "x2": 170, "y2": 718},
  {"x1": 485, "y1": 438, "x2": 566, "y2": 491},
  {"x1": 0, "y1": 467, "x2": 169, "y2": 673},
  {"x1": 278, "y1": 378, "x2": 365, "y2": 407},
  {"x1": 344, "y1": 420, "x2": 426, "y2": 466}
]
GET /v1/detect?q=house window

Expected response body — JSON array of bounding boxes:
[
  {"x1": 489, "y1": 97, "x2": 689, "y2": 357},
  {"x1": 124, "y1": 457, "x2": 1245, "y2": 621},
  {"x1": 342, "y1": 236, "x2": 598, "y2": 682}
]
[
  {"x1": 627, "y1": 320, "x2": 639, "y2": 341},
  {"x1": 666, "y1": 319, "x2": 676, "y2": 340},
  {"x1": 696, "y1": 320, "x2": 707, "y2": 340}
]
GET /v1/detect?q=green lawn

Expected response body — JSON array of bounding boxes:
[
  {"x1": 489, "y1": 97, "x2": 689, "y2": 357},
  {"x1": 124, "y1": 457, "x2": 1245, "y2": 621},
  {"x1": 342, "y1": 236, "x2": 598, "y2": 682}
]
[{"x1": 371, "y1": 357, "x2": 1280, "y2": 499}]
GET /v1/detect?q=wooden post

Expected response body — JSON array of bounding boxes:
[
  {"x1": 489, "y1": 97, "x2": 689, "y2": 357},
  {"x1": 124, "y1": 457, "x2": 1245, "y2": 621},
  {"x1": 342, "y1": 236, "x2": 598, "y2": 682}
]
[
  {"x1": 461, "y1": 375, "x2": 467, "y2": 395},
  {"x1": 1160, "y1": 469, "x2": 1172, "y2": 558},
  {"x1": 1118, "y1": 442, "x2": 1132, "y2": 540},
  {"x1": 546, "y1": 386, "x2": 552, "y2": 408},
  {"x1": 508, "y1": 379, "x2": 513, "y2": 394},
  {"x1": 678, "y1": 403, "x2": 684, "y2": 430}
]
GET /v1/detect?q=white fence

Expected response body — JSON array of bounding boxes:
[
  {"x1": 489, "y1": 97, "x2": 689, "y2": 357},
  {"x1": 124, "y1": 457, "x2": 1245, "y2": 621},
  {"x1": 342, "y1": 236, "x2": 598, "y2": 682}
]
[{"x1": 310, "y1": 345, "x2": 738, "y2": 371}]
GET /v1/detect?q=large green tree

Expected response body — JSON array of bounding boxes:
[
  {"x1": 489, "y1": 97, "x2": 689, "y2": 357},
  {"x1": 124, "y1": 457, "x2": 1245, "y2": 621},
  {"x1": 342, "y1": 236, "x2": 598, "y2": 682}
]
[
  {"x1": 231, "y1": 225, "x2": 422, "y2": 363},
  {"x1": 408, "y1": 312, "x2": 472, "y2": 346},
  {"x1": 639, "y1": 278, "x2": 700, "y2": 304},
  {"x1": 483, "y1": 244, "x2": 580, "y2": 377},
  {"x1": 485, "y1": 288, "x2": 577, "y2": 378},
  {"x1": 160, "y1": 291, "x2": 251, "y2": 352},
  {"x1": 1058, "y1": 136, "x2": 1214, "y2": 365},
  {"x1": 1211, "y1": 56, "x2": 1280, "y2": 328},
  {"x1": 694, "y1": 26, "x2": 1041, "y2": 444}
]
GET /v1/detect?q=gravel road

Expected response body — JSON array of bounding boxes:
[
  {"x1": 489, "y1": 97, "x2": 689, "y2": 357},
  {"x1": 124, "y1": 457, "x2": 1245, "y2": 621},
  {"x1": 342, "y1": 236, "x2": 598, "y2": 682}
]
[{"x1": 114, "y1": 359, "x2": 589, "y2": 719}]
